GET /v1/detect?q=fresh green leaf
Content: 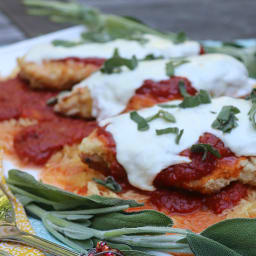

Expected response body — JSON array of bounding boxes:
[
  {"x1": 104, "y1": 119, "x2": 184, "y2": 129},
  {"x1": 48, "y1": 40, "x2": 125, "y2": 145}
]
[
  {"x1": 156, "y1": 127, "x2": 179, "y2": 135},
  {"x1": 143, "y1": 54, "x2": 164, "y2": 60},
  {"x1": 166, "y1": 59, "x2": 189, "y2": 77},
  {"x1": 91, "y1": 210, "x2": 173, "y2": 230},
  {"x1": 211, "y1": 105, "x2": 240, "y2": 133},
  {"x1": 174, "y1": 32, "x2": 187, "y2": 44},
  {"x1": 179, "y1": 90, "x2": 211, "y2": 108},
  {"x1": 187, "y1": 233, "x2": 241, "y2": 256},
  {"x1": 222, "y1": 42, "x2": 244, "y2": 48},
  {"x1": 176, "y1": 129, "x2": 184, "y2": 144},
  {"x1": 201, "y1": 218, "x2": 256, "y2": 256},
  {"x1": 121, "y1": 250, "x2": 152, "y2": 256},
  {"x1": 158, "y1": 104, "x2": 179, "y2": 108},
  {"x1": 247, "y1": 89, "x2": 256, "y2": 128},
  {"x1": 191, "y1": 143, "x2": 221, "y2": 161},
  {"x1": 101, "y1": 49, "x2": 138, "y2": 74},
  {"x1": 146, "y1": 110, "x2": 176, "y2": 123},
  {"x1": 7, "y1": 169, "x2": 142, "y2": 209},
  {"x1": 130, "y1": 111, "x2": 149, "y2": 131},
  {"x1": 93, "y1": 176, "x2": 122, "y2": 192},
  {"x1": 178, "y1": 80, "x2": 190, "y2": 97}
]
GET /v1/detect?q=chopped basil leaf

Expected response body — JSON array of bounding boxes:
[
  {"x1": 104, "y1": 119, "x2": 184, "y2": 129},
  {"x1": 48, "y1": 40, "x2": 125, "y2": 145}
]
[
  {"x1": 101, "y1": 48, "x2": 138, "y2": 74},
  {"x1": 156, "y1": 127, "x2": 183, "y2": 144},
  {"x1": 93, "y1": 176, "x2": 122, "y2": 192},
  {"x1": 143, "y1": 54, "x2": 164, "y2": 60},
  {"x1": 179, "y1": 90, "x2": 211, "y2": 108},
  {"x1": 178, "y1": 80, "x2": 190, "y2": 97},
  {"x1": 158, "y1": 104, "x2": 179, "y2": 108},
  {"x1": 52, "y1": 39, "x2": 84, "y2": 47},
  {"x1": 130, "y1": 111, "x2": 149, "y2": 131},
  {"x1": 176, "y1": 129, "x2": 184, "y2": 144},
  {"x1": 248, "y1": 89, "x2": 256, "y2": 128},
  {"x1": 166, "y1": 61, "x2": 175, "y2": 77},
  {"x1": 174, "y1": 32, "x2": 187, "y2": 44},
  {"x1": 146, "y1": 110, "x2": 176, "y2": 123},
  {"x1": 156, "y1": 127, "x2": 179, "y2": 135},
  {"x1": 222, "y1": 41, "x2": 244, "y2": 49},
  {"x1": 191, "y1": 143, "x2": 221, "y2": 161},
  {"x1": 165, "y1": 59, "x2": 189, "y2": 77},
  {"x1": 210, "y1": 111, "x2": 217, "y2": 114},
  {"x1": 212, "y1": 105, "x2": 240, "y2": 133}
]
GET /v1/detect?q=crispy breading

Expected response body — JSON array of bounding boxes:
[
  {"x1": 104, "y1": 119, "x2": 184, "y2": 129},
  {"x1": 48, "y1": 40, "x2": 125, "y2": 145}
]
[
  {"x1": 54, "y1": 87, "x2": 93, "y2": 117},
  {"x1": 79, "y1": 131, "x2": 255, "y2": 194},
  {"x1": 18, "y1": 58, "x2": 99, "y2": 90}
]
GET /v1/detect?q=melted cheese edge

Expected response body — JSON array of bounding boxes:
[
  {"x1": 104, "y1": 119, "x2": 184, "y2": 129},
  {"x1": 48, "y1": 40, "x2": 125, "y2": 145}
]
[
  {"x1": 24, "y1": 34, "x2": 200, "y2": 63},
  {"x1": 100, "y1": 97, "x2": 256, "y2": 191},
  {"x1": 74, "y1": 54, "x2": 252, "y2": 120}
]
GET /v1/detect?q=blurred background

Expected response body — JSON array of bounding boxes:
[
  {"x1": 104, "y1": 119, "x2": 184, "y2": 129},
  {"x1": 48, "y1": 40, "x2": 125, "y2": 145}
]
[{"x1": 0, "y1": 0, "x2": 255, "y2": 46}]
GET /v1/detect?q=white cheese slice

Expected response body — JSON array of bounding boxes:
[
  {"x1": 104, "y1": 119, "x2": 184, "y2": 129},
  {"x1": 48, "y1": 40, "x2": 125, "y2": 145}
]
[
  {"x1": 24, "y1": 34, "x2": 201, "y2": 63},
  {"x1": 100, "y1": 97, "x2": 256, "y2": 191},
  {"x1": 73, "y1": 54, "x2": 252, "y2": 120}
]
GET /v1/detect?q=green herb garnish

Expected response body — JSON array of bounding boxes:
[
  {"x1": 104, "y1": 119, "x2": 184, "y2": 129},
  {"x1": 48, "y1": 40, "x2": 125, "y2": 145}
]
[
  {"x1": 212, "y1": 105, "x2": 240, "y2": 133},
  {"x1": 52, "y1": 39, "x2": 85, "y2": 47},
  {"x1": 191, "y1": 143, "x2": 221, "y2": 161},
  {"x1": 166, "y1": 59, "x2": 189, "y2": 77},
  {"x1": 93, "y1": 176, "x2": 122, "y2": 192},
  {"x1": 156, "y1": 127, "x2": 183, "y2": 144},
  {"x1": 158, "y1": 104, "x2": 179, "y2": 108},
  {"x1": 146, "y1": 110, "x2": 176, "y2": 123},
  {"x1": 143, "y1": 54, "x2": 164, "y2": 60},
  {"x1": 174, "y1": 32, "x2": 187, "y2": 44},
  {"x1": 130, "y1": 111, "x2": 149, "y2": 131},
  {"x1": 179, "y1": 90, "x2": 211, "y2": 108},
  {"x1": 178, "y1": 80, "x2": 190, "y2": 97},
  {"x1": 101, "y1": 49, "x2": 138, "y2": 74},
  {"x1": 7, "y1": 169, "x2": 256, "y2": 256}
]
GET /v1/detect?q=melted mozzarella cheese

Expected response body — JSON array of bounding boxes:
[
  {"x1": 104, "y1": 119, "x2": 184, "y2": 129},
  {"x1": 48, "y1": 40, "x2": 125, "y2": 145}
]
[
  {"x1": 24, "y1": 34, "x2": 200, "y2": 63},
  {"x1": 74, "y1": 54, "x2": 252, "y2": 120},
  {"x1": 100, "y1": 97, "x2": 256, "y2": 191}
]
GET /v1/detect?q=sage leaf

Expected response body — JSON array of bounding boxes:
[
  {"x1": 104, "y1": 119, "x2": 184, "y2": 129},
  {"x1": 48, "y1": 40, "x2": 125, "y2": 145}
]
[
  {"x1": 191, "y1": 143, "x2": 221, "y2": 161},
  {"x1": 93, "y1": 176, "x2": 122, "y2": 192},
  {"x1": 201, "y1": 218, "x2": 256, "y2": 256},
  {"x1": 187, "y1": 233, "x2": 241, "y2": 256},
  {"x1": 174, "y1": 32, "x2": 187, "y2": 44},
  {"x1": 179, "y1": 90, "x2": 211, "y2": 108},
  {"x1": 7, "y1": 169, "x2": 142, "y2": 209},
  {"x1": 92, "y1": 210, "x2": 173, "y2": 230},
  {"x1": 130, "y1": 111, "x2": 149, "y2": 131},
  {"x1": 211, "y1": 105, "x2": 240, "y2": 133},
  {"x1": 52, "y1": 39, "x2": 84, "y2": 47},
  {"x1": 101, "y1": 49, "x2": 138, "y2": 74},
  {"x1": 178, "y1": 80, "x2": 190, "y2": 97}
]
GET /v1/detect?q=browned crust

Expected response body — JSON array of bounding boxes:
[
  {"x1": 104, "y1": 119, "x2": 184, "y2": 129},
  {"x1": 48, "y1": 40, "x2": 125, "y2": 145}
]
[
  {"x1": 79, "y1": 130, "x2": 255, "y2": 194},
  {"x1": 54, "y1": 87, "x2": 93, "y2": 118},
  {"x1": 18, "y1": 57, "x2": 99, "y2": 90}
]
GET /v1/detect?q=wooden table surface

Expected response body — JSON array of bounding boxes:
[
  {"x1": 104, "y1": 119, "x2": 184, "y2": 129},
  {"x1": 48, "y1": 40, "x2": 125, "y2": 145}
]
[{"x1": 0, "y1": 0, "x2": 255, "y2": 47}]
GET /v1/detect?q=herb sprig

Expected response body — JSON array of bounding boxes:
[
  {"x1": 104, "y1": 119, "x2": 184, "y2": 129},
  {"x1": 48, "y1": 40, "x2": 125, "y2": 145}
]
[
  {"x1": 191, "y1": 143, "x2": 221, "y2": 161},
  {"x1": 247, "y1": 89, "x2": 256, "y2": 128},
  {"x1": 101, "y1": 49, "x2": 138, "y2": 74},
  {"x1": 212, "y1": 105, "x2": 240, "y2": 133},
  {"x1": 93, "y1": 176, "x2": 122, "y2": 193},
  {"x1": 7, "y1": 169, "x2": 256, "y2": 256}
]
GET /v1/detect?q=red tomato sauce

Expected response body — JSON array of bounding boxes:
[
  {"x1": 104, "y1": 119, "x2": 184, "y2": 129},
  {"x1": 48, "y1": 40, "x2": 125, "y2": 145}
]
[
  {"x1": 0, "y1": 78, "x2": 57, "y2": 121},
  {"x1": 0, "y1": 77, "x2": 97, "y2": 164},
  {"x1": 135, "y1": 76, "x2": 197, "y2": 102},
  {"x1": 151, "y1": 183, "x2": 248, "y2": 214},
  {"x1": 58, "y1": 57, "x2": 106, "y2": 67},
  {"x1": 95, "y1": 127, "x2": 247, "y2": 214},
  {"x1": 154, "y1": 133, "x2": 235, "y2": 187}
]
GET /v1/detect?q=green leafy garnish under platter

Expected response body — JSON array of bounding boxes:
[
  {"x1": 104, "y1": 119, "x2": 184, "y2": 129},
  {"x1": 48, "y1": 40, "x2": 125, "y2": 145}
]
[{"x1": 7, "y1": 169, "x2": 256, "y2": 256}]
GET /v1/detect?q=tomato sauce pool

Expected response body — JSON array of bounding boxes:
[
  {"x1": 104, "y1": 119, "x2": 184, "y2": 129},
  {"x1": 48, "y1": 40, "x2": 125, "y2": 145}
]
[{"x1": 0, "y1": 77, "x2": 97, "y2": 164}]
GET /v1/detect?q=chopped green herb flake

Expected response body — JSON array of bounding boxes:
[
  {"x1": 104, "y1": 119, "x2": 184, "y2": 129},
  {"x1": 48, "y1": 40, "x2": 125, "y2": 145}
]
[
  {"x1": 178, "y1": 80, "x2": 190, "y2": 97},
  {"x1": 165, "y1": 59, "x2": 189, "y2": 77},
  {"x1": 156, "y1": 127, "x2": 179, "y2": 135},
  {"x1": 174, "y1": 32, "x2": 187, "y2": 44},
  {"x1": 176, "y1": 129, "x2": 184, "y2": 144},
  {"x1": 143, "y1": 54, "x2": 164, "y2": 60},
  {"x1": 212, "y1": 105, "x2": 240, "y2": 133},
  {"x1": 146, "y1": 110, "x2": 176, "y2": 123},
  {"x1": 93, "y1": 176, "x2": 122, "y2": 192},
  {"x1": 158, "y1": 104, "x2": 179, "y2": 109},
  {"x1": 101, "y1": 49, "x2": 138, "y2": 74},
  {"x1": 247, "y1": 89, "x2": 256, "y2": 129},
  {"x1": 179, "y1": 90, "x2": 211, "y2": 108},
  {"x1": 130, "y1": 111, "x2": 149, "y2": 131},
  {"x1": 191, "y1": 143, "x2": 221, "y2": 161}
]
